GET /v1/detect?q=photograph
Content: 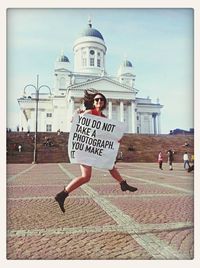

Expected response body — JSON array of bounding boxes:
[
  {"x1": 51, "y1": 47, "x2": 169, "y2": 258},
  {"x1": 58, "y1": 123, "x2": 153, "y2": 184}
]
[{"x1": 2, "y1": 1, "x2": 200, "y2": 267}]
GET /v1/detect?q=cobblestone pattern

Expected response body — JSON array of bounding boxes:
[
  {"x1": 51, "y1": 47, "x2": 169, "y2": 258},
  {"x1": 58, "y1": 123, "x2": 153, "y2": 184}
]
[
  {"x1": 8, "y1": 185, "x2": 86, "y2": 198},
  {"x1": 108, "y1": 196, "x2": 193, "y2": 224},
  {"x1": 7, "y1": 232, "x2": 152, "y2": 260},
  {"x1": 155, "y1": 229, "x2": 194, "y2": 259},
  {"x1": 6, "y1": 164, "x2": 33, "y2": 176},
  {"x1": 7, "y1": 198, "x2": 116, "y2": 230},
  {"x1": 7, "y1": 163, "x2": 194, "y2": 260}
]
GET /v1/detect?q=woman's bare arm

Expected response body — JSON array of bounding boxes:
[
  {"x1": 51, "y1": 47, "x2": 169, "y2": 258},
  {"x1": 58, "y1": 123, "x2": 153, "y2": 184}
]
[{"x1": 82, "y1": 109, "x2": 92, "y2": 115}]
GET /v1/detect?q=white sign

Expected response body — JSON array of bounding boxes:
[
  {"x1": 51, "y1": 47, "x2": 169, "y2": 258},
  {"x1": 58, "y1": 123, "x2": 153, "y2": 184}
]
[{"x1": 68, "y1": 113, "x2": 126, "y2": 169}]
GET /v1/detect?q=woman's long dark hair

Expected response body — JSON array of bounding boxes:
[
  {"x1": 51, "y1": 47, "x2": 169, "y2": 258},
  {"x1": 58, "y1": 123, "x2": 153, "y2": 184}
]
[{"x1": 83, "y1": 89, "x2": 107, "y2": 110}]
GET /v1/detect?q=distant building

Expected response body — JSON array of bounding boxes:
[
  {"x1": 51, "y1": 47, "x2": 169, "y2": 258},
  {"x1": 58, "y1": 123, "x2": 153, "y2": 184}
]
[
  {"x1": 169, "y1": 128, "x2": 194, "y2": 135},
  {"x1": 18, "y1": 19, "x2": 163, "y2": 134}
]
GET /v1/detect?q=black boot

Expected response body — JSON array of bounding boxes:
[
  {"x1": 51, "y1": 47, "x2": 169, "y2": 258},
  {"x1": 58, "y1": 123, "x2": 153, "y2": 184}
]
[
  {"x1": 120, "y1": 180, "x2": 137, "y2": 192},
  {"x1": 55, "y1": 189, "x2": 68, "y2": 213}
]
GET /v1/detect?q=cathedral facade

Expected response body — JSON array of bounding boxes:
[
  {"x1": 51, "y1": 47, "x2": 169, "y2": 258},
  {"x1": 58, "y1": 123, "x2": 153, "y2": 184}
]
[{"x1": 18, "y1": 20, "x2": 163, "y2": 134}]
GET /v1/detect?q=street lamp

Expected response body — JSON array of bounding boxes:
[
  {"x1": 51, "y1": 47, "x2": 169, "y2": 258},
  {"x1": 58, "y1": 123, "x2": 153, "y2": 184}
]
[{"x1": 23, "y1": 74, "x2": 51, "y2": 164}]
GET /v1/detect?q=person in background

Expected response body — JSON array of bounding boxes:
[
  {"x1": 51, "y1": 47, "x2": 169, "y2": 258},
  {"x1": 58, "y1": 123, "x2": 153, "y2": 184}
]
[
  {"x1": 188, "y1": 164, "x2": 194, "y2": 172},
  {"x1": 191, "y1": 154, "x2": 194, "y2": 164},
  {"x1": 158, "y1": 151, "x2": 163, "y2": 170},
  {"x1": 167, "y1": 149, "x2": 174, "y2": 170},
  {"x1": 18, "y1": 144, "x2": 22, "y2": 152},
  {"x1": 183, "y1": 152, "x2": 190, "y2": 170},
  {"x1": 55, "y1": 89, "x2": 138, "y2": 213},
  {"x1": 182, "y1": 141, "x2": 189, "y2": 147}
]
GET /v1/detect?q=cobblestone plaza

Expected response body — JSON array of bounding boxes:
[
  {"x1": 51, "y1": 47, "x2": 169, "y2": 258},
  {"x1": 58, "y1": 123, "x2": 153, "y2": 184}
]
[{"x1": 7, "y1": 163, "x2": 194, "y2": 260}]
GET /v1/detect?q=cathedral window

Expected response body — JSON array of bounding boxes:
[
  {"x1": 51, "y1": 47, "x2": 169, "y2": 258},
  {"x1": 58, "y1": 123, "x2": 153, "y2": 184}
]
[
  {"x1": 82, "y1": 58, "x2": 87, "y2": 66},
  {"x1": 97, "y1": 59, "x2": 101, "y2": 67},
  {"x1": 46, "y1": 124, "x2": 52, "y2": 132},
  {"x1": 90, "y1": 58, "x2": 94, "y2": 66}
]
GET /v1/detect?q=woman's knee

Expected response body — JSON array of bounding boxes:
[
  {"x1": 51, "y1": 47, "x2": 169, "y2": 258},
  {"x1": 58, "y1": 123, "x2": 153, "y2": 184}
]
[
  {"x1": 109, "y1": 166, "x2": 116, "y2": 173},
  {"x1": 82, "y1": 175, "x2": 91, "y2": 183}
]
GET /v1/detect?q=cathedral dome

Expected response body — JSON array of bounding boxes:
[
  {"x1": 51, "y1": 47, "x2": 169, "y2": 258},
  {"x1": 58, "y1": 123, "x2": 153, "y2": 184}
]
[
  {"x1": 73, "y1": 19, "x2": 106, "y2": 74},
  {"x1": 79, "y1": 19, "x2": 104, "y2": 41},
  {"x1": 57, "y1": 55, "x2": 69, "y2": 62},
  {"x1": 117, "y1": 58, "x2": 134, "y2": 77},
  {"x1": 80, "y1": 27, "x2": 104, "y2": 41},
  {"x1": 123, "y1": 60, "x2": 133, "y2": 67},
  {"x1": 55, "y1": 51, "x2": 71, "y2": 71}
]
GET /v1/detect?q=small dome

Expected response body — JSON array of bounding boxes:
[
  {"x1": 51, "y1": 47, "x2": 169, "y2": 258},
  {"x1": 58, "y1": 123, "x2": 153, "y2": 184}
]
[
  {"x1": 117, "y1": 59, "x2": 134, "y2": 77},
  {"x1": 123, "y1": 60, "x2": 133, "y2": 67},
  {"x1": 57, "y1": 55, "x2": 69, "y2": 62}
]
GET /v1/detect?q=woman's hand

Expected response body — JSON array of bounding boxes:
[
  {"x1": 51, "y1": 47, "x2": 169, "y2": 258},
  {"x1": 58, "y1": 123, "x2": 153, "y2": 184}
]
[
  {"x1": 76, "y1": 108, "x2": 84, "y2": 114},
  {"x1": 71, "y1": 108, "x2": 85, "y2": 122}
]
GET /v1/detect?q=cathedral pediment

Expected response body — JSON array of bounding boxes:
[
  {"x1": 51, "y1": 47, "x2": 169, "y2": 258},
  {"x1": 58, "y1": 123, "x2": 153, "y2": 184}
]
[
  {"x1": 68, "y1": 76, "x2": 139, "y2": 94},
  {"x1": 121, "y1": 73, "x2": 135, "y2": 77},
  {"x1": 55, "y1": 68, "x2": 71, "y2": 73}
]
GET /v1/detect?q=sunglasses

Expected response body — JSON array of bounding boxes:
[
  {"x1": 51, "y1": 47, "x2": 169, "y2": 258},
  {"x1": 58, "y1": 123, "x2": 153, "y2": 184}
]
[{"x1": 94, "y1": 97, "x2": 104, "y2": 102}]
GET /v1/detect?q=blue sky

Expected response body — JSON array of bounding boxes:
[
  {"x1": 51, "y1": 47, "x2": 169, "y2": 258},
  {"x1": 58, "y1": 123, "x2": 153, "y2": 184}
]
[{"x1": 7, "y1": 8, "x2": 194, "y2": 134}]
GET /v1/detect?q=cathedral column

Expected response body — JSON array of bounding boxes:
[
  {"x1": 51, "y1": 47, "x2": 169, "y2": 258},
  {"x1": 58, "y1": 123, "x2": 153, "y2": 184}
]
[
  {"x1": 152, "y1": 113, "x2": 157, "y2": 134},
  {"x1": 19, "y1": 110, "x2": 23, "y2": 130},
  {"x1": 20, "y1": 109, "x2": 28, "y2": 131},
  {"x1": 148, "y1": 113, "x2": 153, "y2": 134},
  {"x1": 108, "y1": 99, "x2": 112, "y2": 119},
  {"x1": 157, "y1": 113, "x2": 161, "y2": 134},
  {"x1": 131, "y1": 101, "x2": 136, "y2": 133},
  {"x1": 71, "y1": 97, "x2": 75, "y2": 114},
  {"x1": 120, "y1": 100, "x2": 124, "y2": 122}
]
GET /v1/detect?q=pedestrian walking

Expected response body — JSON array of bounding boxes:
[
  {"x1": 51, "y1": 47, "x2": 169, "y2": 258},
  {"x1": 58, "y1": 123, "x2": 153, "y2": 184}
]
[
  {"x1": 188, "y1": 164, "x2": 194, "y2": 172},
  {"x1": 158, "y1": 151, "x2": 163, "y2": 170},
  {"x1": 18, "y1": 144, "x2": 22, "y2": 152},
  {"x1": 167, "y1": 149, "x2": 174, "y2": 170},
  {"x1": 55, "y1": 89, "x2": 137, "y2": 213},
  {"x1": 183, "y1": 152, "x2": 190, "y2": 170}
]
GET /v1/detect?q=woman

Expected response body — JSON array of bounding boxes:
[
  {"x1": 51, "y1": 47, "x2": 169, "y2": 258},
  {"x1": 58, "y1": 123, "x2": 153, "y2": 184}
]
[
  {"x1": 55, "y1": 89, "x2": 137, "y2": 213},
  {"x1": 167, "y1": 149, "x2": 174, "y2": 170},
  {"x1": 158, "y1": 151, "x2": 163, "y2": 170}
]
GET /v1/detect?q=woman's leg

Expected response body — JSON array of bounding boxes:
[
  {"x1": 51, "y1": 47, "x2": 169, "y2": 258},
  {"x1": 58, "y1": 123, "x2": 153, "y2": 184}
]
[
  {"x1": 169, "y1": 161, "x2": 173, "y2": 170},
  {"x1": 65, "y1": 165, "x2": 92, "y2": 193},
  {"x1": 187, "y1": 160, "x2": 190, "y2": 168},
  {"x1": 55, "y1": 165, "x2": 92, "y2": 212},
  {"x1": 160, "y1": 161, "x2": 163, "y2": 169},
  {"x1": 109, "y1": 166, "x2": 124, "y2": 183},
  {"x1": 109, "y1": 166, "x2": 137, "y2": 192}
]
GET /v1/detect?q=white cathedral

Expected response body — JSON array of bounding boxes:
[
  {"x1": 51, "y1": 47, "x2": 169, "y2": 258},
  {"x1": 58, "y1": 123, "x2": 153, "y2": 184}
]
[{"x1": 18, "y1": 19, "x2": 163, "y2": 134}]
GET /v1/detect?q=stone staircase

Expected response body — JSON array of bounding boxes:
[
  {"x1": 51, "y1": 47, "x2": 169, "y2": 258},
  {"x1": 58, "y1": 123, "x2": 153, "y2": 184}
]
[
  {"x1": 119, "y1": 134, "x2": 194, "y2": 163},
  {"x1": 7, "y1": 132, "x2": 194, "y2": 164}
]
